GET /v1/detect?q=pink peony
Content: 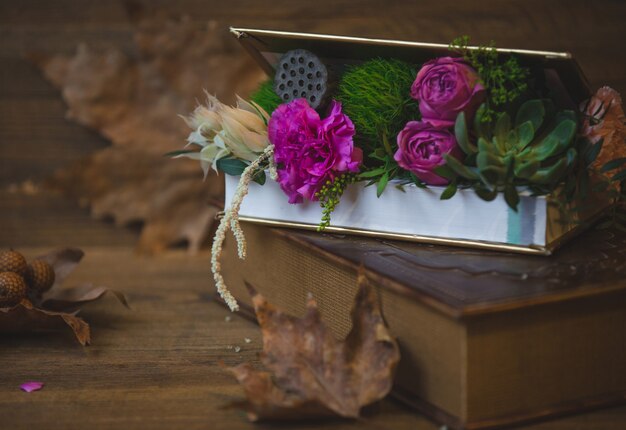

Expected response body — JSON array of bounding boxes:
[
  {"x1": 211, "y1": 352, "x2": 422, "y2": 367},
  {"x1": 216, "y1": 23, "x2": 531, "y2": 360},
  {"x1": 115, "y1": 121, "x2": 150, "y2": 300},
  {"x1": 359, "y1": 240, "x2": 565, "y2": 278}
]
[
  {"x1": 411, "y1": 57, "x2": 486, "y2": 128},
  {"x1": 268, "y1": 99, "x2": 362, "y2": 203},
  {"x1": 394, "y1": 121, "x2": 462, "y2": 185}
]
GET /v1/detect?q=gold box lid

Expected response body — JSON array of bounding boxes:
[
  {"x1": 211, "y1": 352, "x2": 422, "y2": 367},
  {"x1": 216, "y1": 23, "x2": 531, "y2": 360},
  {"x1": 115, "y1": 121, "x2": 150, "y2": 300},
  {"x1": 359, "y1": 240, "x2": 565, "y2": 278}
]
[{"x1": 230, "y1": 27, "x2": 592, "y2": 104}]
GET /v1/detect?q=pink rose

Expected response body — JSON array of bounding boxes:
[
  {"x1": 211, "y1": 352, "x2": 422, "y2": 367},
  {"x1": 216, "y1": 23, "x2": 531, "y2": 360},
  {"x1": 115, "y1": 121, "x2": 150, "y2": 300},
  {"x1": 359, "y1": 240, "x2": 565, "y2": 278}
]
[
  {"x1": 269, "y1": 99, "x2": 362, "y2": 203},
  {"x1": 411, "y1": 57, "x2": 486, "y2": 128},
  {"x1": 394, "y1": 121, "x2": 462, "y2": 185}
]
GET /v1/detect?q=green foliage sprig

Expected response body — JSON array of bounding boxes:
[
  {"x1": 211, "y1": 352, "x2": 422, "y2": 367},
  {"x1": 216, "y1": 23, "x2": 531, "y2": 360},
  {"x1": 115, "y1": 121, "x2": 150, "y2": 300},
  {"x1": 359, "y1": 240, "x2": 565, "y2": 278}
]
[
  {"x1": 315, "y1": 173, "x2": 357, "y2": 231},
  {"x1": 216, "y1": 157, "x2": 267, "y2": 185},
  {"x1": 337, "y1": 59, "x2": 421, "y2": 192},
  {"x1": 249, "y1": 79, "x2": 282, "y2": 115},
  {"x1": 541, "y1": 136, "x2": 602, "y2": 227},
  {"x1": 450, "y1": 36, "x2": 529, "y2": 123}
]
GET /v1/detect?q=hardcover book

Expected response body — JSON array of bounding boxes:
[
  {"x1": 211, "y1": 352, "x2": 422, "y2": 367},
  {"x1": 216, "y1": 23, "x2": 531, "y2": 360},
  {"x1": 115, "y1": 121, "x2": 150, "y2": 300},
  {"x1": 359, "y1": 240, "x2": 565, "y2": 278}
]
[{"x1": 220, "y1": 222, "x2": 626, "y2": 429}]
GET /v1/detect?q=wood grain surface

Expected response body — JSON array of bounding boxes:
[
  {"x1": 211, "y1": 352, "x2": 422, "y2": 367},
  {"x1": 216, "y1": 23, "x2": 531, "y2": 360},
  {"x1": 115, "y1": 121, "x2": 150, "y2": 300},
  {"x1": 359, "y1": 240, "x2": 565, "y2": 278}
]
[
  {"x1": 1, "y1": 191, "x2": 626, "y2": 429},
  {"x1": 1, "y1": 1, "x2": 626, "y2": 429}
]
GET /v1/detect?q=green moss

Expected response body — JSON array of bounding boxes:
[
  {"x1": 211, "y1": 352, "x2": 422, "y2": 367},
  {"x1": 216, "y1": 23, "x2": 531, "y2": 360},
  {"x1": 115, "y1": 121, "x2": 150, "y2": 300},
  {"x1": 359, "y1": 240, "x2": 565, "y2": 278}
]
[
  {"x1": 336, "y1": 59, "x2": 420, "y2": 154},
  {"x1": 249, "y1": 79, "x2": 282, "y2": 114}
]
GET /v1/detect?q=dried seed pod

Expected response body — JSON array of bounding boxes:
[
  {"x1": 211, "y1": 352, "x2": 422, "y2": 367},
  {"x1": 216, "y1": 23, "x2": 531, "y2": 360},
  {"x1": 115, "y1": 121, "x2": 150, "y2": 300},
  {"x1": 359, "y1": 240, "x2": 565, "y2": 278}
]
[
  {"x1": 0, "y1": 250, "x2": 27, "y2": 276},
  {"x1": 0, "y1": 272, "x2": 27, "y2": 307},
  {"x1": 25, "y1": 260, "x2": 56, "y2": 294},
  {"x1": 274, "y1": 49, "x2": 329, "y2": 109}
]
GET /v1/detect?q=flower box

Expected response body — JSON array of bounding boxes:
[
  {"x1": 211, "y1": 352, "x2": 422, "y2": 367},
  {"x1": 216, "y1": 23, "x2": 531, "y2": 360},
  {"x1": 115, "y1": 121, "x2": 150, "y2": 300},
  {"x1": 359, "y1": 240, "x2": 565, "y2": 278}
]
[
  {"x1": 225, "y1": 174, "x2": 607, "y2": 255},
  {"x1": 220, "y1": 28, "x2": 613, "y2": 256},
  {"x1": 171, "y1": 26, "x2": 626, "y2": 312}
]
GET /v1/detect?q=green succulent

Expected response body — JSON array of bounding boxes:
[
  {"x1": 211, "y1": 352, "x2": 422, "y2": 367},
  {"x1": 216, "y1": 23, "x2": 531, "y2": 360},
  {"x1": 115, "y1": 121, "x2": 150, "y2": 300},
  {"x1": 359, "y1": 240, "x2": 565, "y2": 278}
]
[{"x1": 444, "y1": 99, "x2": 578, "y2": 209}]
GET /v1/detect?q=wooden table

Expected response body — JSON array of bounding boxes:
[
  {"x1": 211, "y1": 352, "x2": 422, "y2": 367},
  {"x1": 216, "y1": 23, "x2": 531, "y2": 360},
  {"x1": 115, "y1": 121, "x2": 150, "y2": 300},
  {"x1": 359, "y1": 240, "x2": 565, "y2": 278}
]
[
  {"x1": 1, "y1": 1, "x2": 626, "y2": 428},
  {"x1": 2, "y1": 191, "x2": 626, "y2": 429}
]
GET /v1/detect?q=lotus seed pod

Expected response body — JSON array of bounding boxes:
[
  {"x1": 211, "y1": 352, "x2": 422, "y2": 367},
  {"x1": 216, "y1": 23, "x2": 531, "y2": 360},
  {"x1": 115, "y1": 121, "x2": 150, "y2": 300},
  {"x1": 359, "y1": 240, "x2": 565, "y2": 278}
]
[
  {"x1": 273, "y1": 49, "x2": 330, "y2": 109},
  {"x1": 0, "y1": 250, "x2": 27, "y2": 276},
  {"x1": 0, "y1": 271, "x2": 27, "y2": 307}
]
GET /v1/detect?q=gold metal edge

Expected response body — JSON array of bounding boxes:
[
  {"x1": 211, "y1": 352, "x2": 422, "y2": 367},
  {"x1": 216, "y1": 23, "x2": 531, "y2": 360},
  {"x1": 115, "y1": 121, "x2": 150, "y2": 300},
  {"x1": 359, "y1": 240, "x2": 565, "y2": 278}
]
[
  {"x1": 217, "y1": 212, "x2": 552, "y2": 256},
  {"x1": 544, "y1": 205, "x2": 610, "y2": 252},
  {"x1": 229, "y1": 26, "x2": 571, "y2": 59}
]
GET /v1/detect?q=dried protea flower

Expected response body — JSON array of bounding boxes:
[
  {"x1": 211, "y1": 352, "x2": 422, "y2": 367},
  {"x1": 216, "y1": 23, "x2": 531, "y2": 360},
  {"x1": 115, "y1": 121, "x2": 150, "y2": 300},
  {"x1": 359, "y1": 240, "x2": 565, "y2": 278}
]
[
  {"x1": 580, "y1": 86, "x2": 626, "y2": 171},
  {"x1": 177, "y1": 94, "x2": 271, "y2": 176}
]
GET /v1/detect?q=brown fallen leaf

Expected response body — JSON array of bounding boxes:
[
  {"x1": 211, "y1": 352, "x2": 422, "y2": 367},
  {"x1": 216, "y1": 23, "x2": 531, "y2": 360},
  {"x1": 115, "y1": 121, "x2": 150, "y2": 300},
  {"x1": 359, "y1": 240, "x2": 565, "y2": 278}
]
[
  {"x1": 0, "y1": 300, "x2": 91, "y2": 346},
  {"x1": 33, "y1": 5, "x2": 264, "y2": 254},
  {"x1": 31, "y1": 247, "x2": 128, "y2": 312},
  {"x1": 0, "y1": 248, "x2": 127, "y2": 345},
  {"x1": 41, "y1": 284, "x2": 128, "y2": 313},
  {"x1": 227, "y1": 271, "x2": 400, "y2": 421}
]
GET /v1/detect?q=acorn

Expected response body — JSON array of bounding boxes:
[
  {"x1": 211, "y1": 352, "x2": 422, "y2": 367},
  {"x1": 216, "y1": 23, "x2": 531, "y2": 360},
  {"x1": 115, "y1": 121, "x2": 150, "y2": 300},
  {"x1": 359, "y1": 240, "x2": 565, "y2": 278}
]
[
  {"x1": 0, "y1": 271, "x2": 28, "y2": 307},
  {"x1": 0, "y1": 249, "x2": 27, "y2": 276},
  {"x1": 25, "y1": 260, "x2": 55, "y2": 295}
]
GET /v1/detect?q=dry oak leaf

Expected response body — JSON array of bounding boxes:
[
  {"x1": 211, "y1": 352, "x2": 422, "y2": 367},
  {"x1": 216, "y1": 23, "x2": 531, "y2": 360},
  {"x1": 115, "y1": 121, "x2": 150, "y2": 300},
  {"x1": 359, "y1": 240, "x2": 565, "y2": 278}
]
[
  {"x1": 35, "y1": 247, "x2": 128, "y2": 312},
  {"x1": 33, "y1": 9, "x2": 264, "y2": 254},
  {"x1": 0, "y1": 300, "x2": 91, "y2": 346},
  {"x1": 49, "y1": 146, "x2": 222, "y2": 254},
  {"x1": 228, "y1": 273, "x2": 400, "y2": 422},
  {"x1": 0, "y1": 248, "x2": 127, "y2": 345}
]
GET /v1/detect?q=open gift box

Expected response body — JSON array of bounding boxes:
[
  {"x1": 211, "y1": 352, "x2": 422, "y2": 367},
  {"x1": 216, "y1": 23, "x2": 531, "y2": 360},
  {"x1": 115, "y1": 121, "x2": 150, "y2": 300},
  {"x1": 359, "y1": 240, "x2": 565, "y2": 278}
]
[{"x1": 222, "y1": 28, "x2": 614, "y2": 255}]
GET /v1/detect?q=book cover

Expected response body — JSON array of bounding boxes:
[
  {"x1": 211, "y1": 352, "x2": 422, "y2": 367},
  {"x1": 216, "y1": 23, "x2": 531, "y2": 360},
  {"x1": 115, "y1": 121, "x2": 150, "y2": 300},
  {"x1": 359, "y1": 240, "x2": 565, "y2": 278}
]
[{"x1": 220, "y1": 222, "x2": 626, "y2": 429}]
